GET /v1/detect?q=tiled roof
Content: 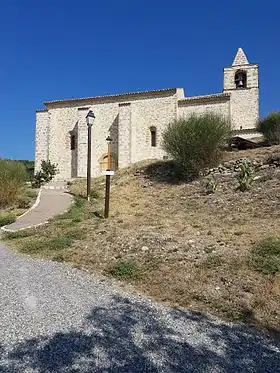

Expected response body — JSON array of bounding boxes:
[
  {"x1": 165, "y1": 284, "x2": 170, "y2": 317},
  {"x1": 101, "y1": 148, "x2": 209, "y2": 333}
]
[
  {"x1": 44, "y1": 88, "x2": 178, "y2": 106},
  {"x1": 178, "y1": 92, "x2": 230, "y2": 104}
]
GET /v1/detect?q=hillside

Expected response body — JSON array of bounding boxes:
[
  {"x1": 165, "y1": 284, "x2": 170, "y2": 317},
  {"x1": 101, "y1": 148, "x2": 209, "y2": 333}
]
[{"x1": 4, "y1": 145, "x2": 280, "y2": 332}]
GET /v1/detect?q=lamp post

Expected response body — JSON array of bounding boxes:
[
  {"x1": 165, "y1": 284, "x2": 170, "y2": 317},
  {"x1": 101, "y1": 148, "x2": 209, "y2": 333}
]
[
  {"x1": 86, "y1": 110, "x2": 95, "y2": 201},
  {"x1": 104, "y1": 136, "x2": 112, "y2": 218}
]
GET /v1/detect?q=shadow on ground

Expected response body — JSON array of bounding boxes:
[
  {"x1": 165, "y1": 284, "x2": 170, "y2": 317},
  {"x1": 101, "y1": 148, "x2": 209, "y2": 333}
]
[
  {"x1": 1, "y1": 295, "x2": 279, "y2": 372},
  {"x1": 142, "y1": 161, "x2": 186, "y2": 185}
]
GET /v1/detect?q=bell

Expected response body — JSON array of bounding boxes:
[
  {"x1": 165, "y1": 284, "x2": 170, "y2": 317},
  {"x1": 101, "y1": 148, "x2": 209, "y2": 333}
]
[{"x1": 237, "y1": 79, "x2": 243, "y2": 88}]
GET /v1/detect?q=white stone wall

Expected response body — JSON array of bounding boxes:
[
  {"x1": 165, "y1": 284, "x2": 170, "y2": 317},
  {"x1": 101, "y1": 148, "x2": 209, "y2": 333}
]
[
  {"x1": 35, "y1": 110, "x2": 49, "y2": 173},
  {"x1": 228, "y1": 88, "x2": 259, "y2": 130},
  {"x1": 178, "y1": 97, "x2": 230, "y2": 121},
  {"x1": 42, "y1": 90, "x2": 178, "y2": 179},
  {"x1": 224, "y1": 64, "x2": 259, "y2": 130},
  {"x1": 130, "y1": 94, "x2": 177, "y2": 164}
]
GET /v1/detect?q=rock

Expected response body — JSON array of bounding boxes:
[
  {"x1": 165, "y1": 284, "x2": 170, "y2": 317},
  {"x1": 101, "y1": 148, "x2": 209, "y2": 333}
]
[
  {"x1": 260, "y1": 164, "x2": 270, "y2": 170},
  {"x1": 141, "y1": 246, "x2": 149, "y2": 251}
]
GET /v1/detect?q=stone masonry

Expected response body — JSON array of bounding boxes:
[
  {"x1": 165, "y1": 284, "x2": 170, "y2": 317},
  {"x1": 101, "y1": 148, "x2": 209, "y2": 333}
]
[{"x1": 35, "y1": 48, "x2": 259, "y2": 180}]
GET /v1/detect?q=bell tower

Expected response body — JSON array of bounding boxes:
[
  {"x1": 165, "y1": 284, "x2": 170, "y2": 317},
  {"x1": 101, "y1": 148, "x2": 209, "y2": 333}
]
[{"x1": 223, "y1": 48, "x2": 259, "y2": 131}]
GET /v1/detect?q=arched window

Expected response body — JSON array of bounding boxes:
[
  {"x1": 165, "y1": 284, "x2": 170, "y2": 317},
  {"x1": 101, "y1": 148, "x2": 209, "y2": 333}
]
[
  {"x1": 235, "y1": 70, "x2": 247, "y2": 89},
  {"x1": 150, "y1": 126, "x2": 156, "y2": 147}
]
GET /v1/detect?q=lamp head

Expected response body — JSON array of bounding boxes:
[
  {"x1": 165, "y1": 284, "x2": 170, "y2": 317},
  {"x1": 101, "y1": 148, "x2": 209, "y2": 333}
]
[
  {"x1": 86, "y1": 110, "x2": 95, "y2": 126},
  {"x1": 106, "y1": 136, "x2": 112, "y2": 144}
]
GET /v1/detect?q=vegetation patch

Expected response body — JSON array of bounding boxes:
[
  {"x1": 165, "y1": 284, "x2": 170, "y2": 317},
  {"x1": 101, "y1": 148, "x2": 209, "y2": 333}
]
[
  {"x1": 257, "y1": 111, "x2": 280, "y2": 145},
  {"x1": 249, "y1": 236, "x2": 280, "y2": 276},
  {"x1": 162, "y1": 113, "x2": 231, "y2": 179},
  {"x1": 0, "y1": 160, "x2": 28, "y2": 207},
  {"x1": 0, "y1": 213, "x2": 16, "y2": 227},
  {"x1": 106, "y1": 260, "x2": 139, "y2": 279}
]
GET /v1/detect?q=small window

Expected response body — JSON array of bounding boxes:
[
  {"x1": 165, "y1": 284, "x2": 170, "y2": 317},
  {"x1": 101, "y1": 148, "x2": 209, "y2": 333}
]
[
  {"x1": 150, "y1": 127, "x2": 156, "y2": 147},
  {"x1": 70, "y1": 134, "x2": 76, "y2": 150}
]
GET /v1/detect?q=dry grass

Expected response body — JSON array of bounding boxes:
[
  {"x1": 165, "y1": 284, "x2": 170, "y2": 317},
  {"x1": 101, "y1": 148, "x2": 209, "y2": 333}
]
[{"x1": 4, "y1": 145, "x2": 280, "y2": 332}]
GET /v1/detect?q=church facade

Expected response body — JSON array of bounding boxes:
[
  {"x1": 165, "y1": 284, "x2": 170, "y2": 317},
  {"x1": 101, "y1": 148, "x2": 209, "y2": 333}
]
[{"x1": 35, "y1": 48, "x2": 259, "y2": 180}]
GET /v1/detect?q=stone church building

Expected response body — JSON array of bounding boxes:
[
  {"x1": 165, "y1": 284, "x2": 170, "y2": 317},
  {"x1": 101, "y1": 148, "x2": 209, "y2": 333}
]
[{"x1": 35, "y1": 48, "x2": 259, "y2": 180}]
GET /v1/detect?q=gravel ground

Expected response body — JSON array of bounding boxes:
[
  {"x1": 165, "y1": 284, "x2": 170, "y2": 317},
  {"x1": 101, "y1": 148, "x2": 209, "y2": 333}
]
[{"x1": 0, "y1": 243, "x2": 279, "y2": 373}]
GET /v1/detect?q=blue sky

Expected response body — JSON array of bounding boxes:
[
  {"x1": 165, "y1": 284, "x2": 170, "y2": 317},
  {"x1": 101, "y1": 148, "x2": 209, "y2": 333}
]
[{"x1": 0, "y1": 0, "x2": 279, "y2": 160}]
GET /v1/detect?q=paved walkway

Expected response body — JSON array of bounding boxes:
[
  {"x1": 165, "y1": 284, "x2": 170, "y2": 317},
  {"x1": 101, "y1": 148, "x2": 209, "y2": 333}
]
[
  {"x1": 2, "y1": 185, "x2": 73, "y2": 232},
  {"x1": 0, "y1": 242, "x2": 279, "y2": 372}
]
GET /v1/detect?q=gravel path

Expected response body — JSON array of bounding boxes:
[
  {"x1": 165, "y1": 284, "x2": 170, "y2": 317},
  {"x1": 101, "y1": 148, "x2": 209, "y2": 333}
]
[{"x1": 0, "y1": 242, "x2": 279, "y2": 373}]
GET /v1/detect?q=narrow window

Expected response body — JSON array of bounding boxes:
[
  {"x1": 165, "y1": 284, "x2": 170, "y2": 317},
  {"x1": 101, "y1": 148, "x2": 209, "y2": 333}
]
[
  {"x1": 70, "y1": 134, "x2": 76, "y2": 150},
  {"x1": 150, "y1": 127, "x2": 156, "y2": 147}
]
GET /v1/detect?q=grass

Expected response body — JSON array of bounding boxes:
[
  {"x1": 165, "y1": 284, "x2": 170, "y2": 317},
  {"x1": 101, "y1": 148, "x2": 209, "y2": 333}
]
[
  {"x1": 0, "y1": 213, "x2": 16, "y2": 227},
  {"x1": 249, "y1": 236, "x2": 280, "y2": 275},
  {"x1": 107, "y1": 260, "x2": 138, "y2": 279}
]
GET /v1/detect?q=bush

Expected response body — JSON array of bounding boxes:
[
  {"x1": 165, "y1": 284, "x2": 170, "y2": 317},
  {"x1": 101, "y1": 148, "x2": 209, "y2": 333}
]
[
  {"x1": 32, "y1": 160, "x2": 58, "y2": 188},
  {"x1": 249, "y1": 237, "x2": 280, "y2": 276},
  {"x1": 0, "y1": 160, "x2": 28, "y2": 207},
  {"x1": 0, "y1": 213, "x2": 16, "y2": 227},
  {"x1": 236, "y1": 163, "x2": 254, "y2": 191},
  {"x1": 257, "y1": 112, "x2": 280, "y2": 145},
  {"x1": 162, "y1": 114, "x2": 231, "y2": 179}
]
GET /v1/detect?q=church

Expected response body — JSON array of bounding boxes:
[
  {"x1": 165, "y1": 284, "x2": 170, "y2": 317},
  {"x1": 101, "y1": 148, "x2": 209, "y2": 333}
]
[{"x1": 35, "y1": 48, "x2": 259, "y2": 180}]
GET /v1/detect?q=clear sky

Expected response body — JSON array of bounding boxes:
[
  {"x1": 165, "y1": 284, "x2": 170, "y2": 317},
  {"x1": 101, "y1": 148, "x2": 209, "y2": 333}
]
[{"x1": 0, "y1": 0, "x2": 279, "y2": 160}]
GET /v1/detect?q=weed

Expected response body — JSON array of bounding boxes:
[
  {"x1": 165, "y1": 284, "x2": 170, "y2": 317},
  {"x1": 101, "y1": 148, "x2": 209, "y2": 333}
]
[
  {"x1": 249, "y1": 236, "x2": 280, "y2": 276},
  {"x1": 236, "y1": 163, "x2": 254, "y2": 191},
  {"x1": 0, "y1": 213, "x2": 16, "y2": 227},
  {"x1": 2, "y1": 229, "x2": 36, "y2": 239},
  {"x1": 200, "y1": 254, "x2": 223, "y2": 269},
  {"x1": 106, "y1": 260, "x2": 138, "y2": 279},
  {"x1": 203, "y1": 176, "x2": 218, "y2": 194},
  {"x1": 20, "y1": 235, "x2": 73, "y2": 253},
  {"x1": 65, "y1": 228, "x2": 85, "y2": 240}
]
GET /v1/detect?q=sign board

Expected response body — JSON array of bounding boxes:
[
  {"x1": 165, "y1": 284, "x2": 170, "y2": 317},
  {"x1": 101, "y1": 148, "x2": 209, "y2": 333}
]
[{"x1": 101, "y1": 170, "x2": 115, "y2": 176}]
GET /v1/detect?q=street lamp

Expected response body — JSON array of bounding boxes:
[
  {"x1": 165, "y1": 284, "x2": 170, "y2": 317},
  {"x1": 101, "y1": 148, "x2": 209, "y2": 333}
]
[
  {"x1": 106, "y1": 136, "x2": 112, "y2": 170},
  {"x1": 86, "y1": 110, "x2": 95, "y2": 201},
  {"x1": 104, "y1": 135, "x2": 112, "y2": 218}
]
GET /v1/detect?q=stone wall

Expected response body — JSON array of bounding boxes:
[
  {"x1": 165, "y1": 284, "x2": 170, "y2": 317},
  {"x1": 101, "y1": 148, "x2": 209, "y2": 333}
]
[
  {"x1": 42, "y1": 89, "x2": 178, "y2": 179},
  {"x1": 35, "y1": 110, "x2": 49, "y2": 173},
  {"x1": 177, "y1": 94, "x2": 230, "y2": 121},
  {"x1": 224, "y1": 64, "x2": 259, "y2": 130}
]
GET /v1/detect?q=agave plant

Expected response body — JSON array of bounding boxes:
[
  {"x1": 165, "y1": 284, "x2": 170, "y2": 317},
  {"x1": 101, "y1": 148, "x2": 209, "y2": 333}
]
[{"x1": 236, "y1": 163, "x2": 254, "y2": 191}]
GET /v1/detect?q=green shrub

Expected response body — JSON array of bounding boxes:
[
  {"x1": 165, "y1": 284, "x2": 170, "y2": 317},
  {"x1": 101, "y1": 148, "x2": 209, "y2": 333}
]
[
  {"x1": 162, "y1": 114, "x2": 231, "y2": 179},
  {"x1": 249, "y1": 237, "x2": 280, "y2": 276},
  {"x1": 32, "y1": 160, "x2": 58, "y2": 188},
  {"x1": 257, "y1": 112, "x2": 280, "y2": 145},
  {"x1": 236, "y1": 163, "x2": 254, "y2": 191},
  {"x1": 0, "y1": 160, "x2": 28, "y2": 207},
  {"x1": 0, "y1": 213, "x2": 16, "y2": 227}
]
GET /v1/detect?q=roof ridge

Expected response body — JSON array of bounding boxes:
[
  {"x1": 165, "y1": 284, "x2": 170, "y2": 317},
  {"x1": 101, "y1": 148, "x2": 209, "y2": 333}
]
[{"x1": 44, "y1": 88, "x2": 179, "y2": 106}]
